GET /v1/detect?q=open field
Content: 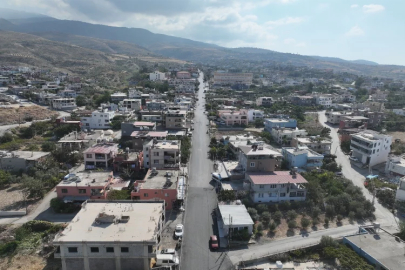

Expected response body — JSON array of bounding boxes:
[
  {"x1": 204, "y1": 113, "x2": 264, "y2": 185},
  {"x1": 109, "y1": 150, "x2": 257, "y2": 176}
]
[{"x1": 0, "y1": 106, "x2": 58, "y2": 125}]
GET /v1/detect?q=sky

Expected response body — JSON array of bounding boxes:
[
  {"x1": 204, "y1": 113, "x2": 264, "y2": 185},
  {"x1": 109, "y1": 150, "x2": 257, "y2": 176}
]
[{"x1": 2, "y1": 0, "x2": 405, "y2": 65}]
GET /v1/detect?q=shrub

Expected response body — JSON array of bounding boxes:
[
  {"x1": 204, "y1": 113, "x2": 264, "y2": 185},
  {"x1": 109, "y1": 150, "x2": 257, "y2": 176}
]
[
  {"x1": 288, "y1": 220, "x2": 297, "y2": 229},
  {"x1": 261, "y1": 211, "x2": 271, "y2": 224},
  {"x1": 0, "y1": 241, "x2": 18, "y2": 255},
  {"x1": 256, "y1": 204, "x2": 267, "y2": 214},
  {"x1": 273, "y1": 211, "x2": 282, "y2": 224},
  {"x1": 311, "y1": 207, "x2": 321, "y2": 220},
  {"x1": 337, "y1": 214, "x2": 343, "y2": 223},
  {"x1": 287, "y1": 210, "x2": 297, "y2": 221},
  {"x1": 247, "y1": 208, "x2": 259, "y2": 221},
  {"x1": 279, "y1": 201, "x2": 291, "y2": 211},
  {"x1": 320, "y1": 236, "x2": 337, "y2": 248},
  {"x1": 348, "y1": 211, "x2": 355, "y2": 222},
  {"x1": 301, "y1": 217, "x2": 311, "y2": 229},
  {"x1": 324, "y1": 217, "x2": 330, "y2": 226},
  {"x1": 268, "y1": 204, "x2": 278, "y2": 212},
  {"x1": 41, "y1": 141, "x2": 56, "y2": 152},
  {"x1": 257, "y1": 223, "x2": 264, "y2": 232},
  {"x1": 269, "y1": 222, "x2": 277, "y2": 232}
]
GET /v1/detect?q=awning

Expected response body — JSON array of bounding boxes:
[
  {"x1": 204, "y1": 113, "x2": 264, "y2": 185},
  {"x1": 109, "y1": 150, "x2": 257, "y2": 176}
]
[
  {"x1": 63, "y1": 196, "x2": 90, "y2": 203},
  {"x1": 366, "y1": 175, "x2": 379, "y2": 179}
]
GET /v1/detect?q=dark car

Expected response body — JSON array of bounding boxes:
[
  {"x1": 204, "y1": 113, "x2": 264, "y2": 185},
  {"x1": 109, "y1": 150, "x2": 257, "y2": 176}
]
[{"x1": 210, "y1": 235, "x2": 219, "y2": 250}]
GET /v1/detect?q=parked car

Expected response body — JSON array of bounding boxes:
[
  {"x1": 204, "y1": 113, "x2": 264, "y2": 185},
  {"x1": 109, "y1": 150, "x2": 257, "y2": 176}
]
[
  {"x1": 174, "y1": 224, "x2": 184, "y2": 238},
  {"x1": 160, "y1": 248, "x2": 177, "y2": 255},
  {"x1": 188, "y1": 132, "x2": 193, "y2": 137},
  {"x1": 335, "y1": 172, "x2": 343, "y2": 176},
  {"x1": 349, "y1": 156, "x2": 359, "y2": 162},
  {"x1": 210, "y1": 235, "x2": 219, "y2": 250}
]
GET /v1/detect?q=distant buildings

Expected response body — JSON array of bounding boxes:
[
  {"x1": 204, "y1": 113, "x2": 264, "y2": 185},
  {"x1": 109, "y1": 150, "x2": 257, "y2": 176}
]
[
  {"x1": 256, "y1": 97, "x2": 274, "y2": 106},
  {"x1": 213, "y1": 72, "x2": 253, "y2": 86},
  {"x1": 291, "y1": 137, "x2": 332, "y2": 155},
  {"x1": 218, "y1": 109, "x2": 248, "y2": 126},
  {"x1": 165, "y1": 110, "x2": 187, "y2": 129},
  {"x1": 110, "y1": 92, "x2": 127, "y2": 103},
  {"x1": 290, "y1": 96, "x2": 315, "y2": 106},
  {"x1": 176, "y1": 71, "x2": 191, "y2": 79},
  {"x1": 81, "y1": 109, "x2": 115, "y2": 130},
  {"x1": 121, "y1": 99, "x2": 141, "y2": 111},
  {"x1": 149, "y1": 71, "x2": 166, "y2": 81},
  {"x1": 53, "y1": 200, "x2": 165, "y2": 270},
  {"x1": 52, "y1": 98, "x2": 77, "y2": 111},
  {"x1": 270, "y1": 127, "x2": 307, "y2": 146},
  {"x1": 264, "y1": 118, "x2": 297, "y2": 132},
  {"x1": 385, "y1": 156, "x2": 405, "y2": 177},
  {"x1": 247, "y1": 109, "x2": 264, "y2": 122}
]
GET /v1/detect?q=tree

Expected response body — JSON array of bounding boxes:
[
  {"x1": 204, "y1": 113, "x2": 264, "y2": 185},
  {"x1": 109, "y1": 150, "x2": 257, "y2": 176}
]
[
  {"x1": 287, "y1": 210, "x2": 297, "y2": 221},
  {"x1": 337, "y1": 214, "x2": 343, "y2": 223},
  {"x1": 254, "y1": 118, "x2": 264, "y2": 128},
  {"x1": 41, "y1": 141, "x2": 56, "y2": 152},
  {"x1": 340, "y1": 140, "x2": 351, "y2": 153},
  {"x1": 269, "y1": 222, "x2": 277, "y2": 232},
  {"x1": 320, "y1": 236, "x2": 337, "y2": 248},
  {"x1": 76, "y1": 95, "x2": 87, "y2": 106},
  {"x1": 247, "y1": 208, "x2": 259, "y2": 221},
  {"x1": 288, "y1": 220, "x2": 297, "y2": 229},
  {"x1": 273, "y1": 211, "x2": 282, "y2": 224},
  {"x1": 107, "y1": 190, "x2": 131, "y2": 200},
  {"x1": 0, "y1": 132, "x2": 13, "y2": 143},
  {"x1": 355, "y1": 77, "x2": 365, "y2": 89},
  {"x1": 311, "y1": 207, "x2": 321, "y2": 220},
  {"x1": 218, "y1": 190, "x2": 236, "y2": 202},
  {"x1": 261, "y1": 211, "x2": 271, "y2": 224},
  {"x1": 348, "y1": 211, "x2": 356, "y2": 222},
  {"x1": 256, "y1": 204, "x2": 267, "y2": 214},
  {"x1": 210, "y1": 137, "x2": 217, "y2": 146},
  {"x1": 301, "y1": 217, "x2": 311, "y2": 229},
  {"x1": 399, "y1": 221, "x2": 405, "y2": 241}
]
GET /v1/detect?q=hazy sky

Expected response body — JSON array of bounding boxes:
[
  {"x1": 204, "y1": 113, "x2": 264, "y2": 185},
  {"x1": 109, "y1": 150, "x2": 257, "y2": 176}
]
[{"x1": 3, "y1": 0, "x2": 404, "y2": 65}]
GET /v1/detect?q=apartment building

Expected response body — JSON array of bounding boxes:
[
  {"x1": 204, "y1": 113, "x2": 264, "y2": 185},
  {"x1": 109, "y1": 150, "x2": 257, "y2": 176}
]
[
  {"x1": 83, "y1": 143, "x2": 118, "y2": 169},
  {"x1": 339, "y1": 116, "x2": 368, "y2": 130},
  {"x1": 128, "y1": 89, "x2": 142, "y2": 99},
  {"x1": 121, "y1": 99, "x2": 141, "y2": 111},
  {"x1": 111, "y1": 92, "x2": 127, "y2": 103},
  {"x1": 256, "y1": 97, "x2": 274, "y2": 106},
  {"x1": 326, "y1": 111, "x2": 353, "y2": 125},
  {"x1": 350, "y1": 131, "x2": 392, "y2": 167},
  {"x1": 238, "y1": 144, "x2": 282, "y2": 173},
  {"x1": 131, "y1": 131, "x2": 168, "y2": 151},
  {"x1": 0, "y1": 151, "x2": 50, "y2": 171},
  {"x1": 149, "y1": 71, "x2": 166, "y2": 81},
  {"x1": 143, "y1": 140, "x2": 180, "y2": 169},
  {"x1": 52, "y1": 98, "x2": 77, "y2": 110},
  {"x1": 213, "y1": 72, "x2": 253, "y2": 86},
  {"x1": 81, "y1": 109, "x2": 115, "y2": 130},
  {"x1": 291, "y1": 137, "x2": 332, "y2": 154},
  {"x1": 290, "y1": 96, "x2": 315, "y2": 106},
  {"x1": 282, "y1": 147, "x2": 324, "y2": 169},
  {"x1": 53, "y1": 200, "x2": 165, "y2": 270},
  {"x1": 264, "y1": 118, "x2": 297, "y2": 132},
  {"x1": 165, "y1": 110, "x2": 187, "y2": 129},
  {"x1": 121, "y1": 121, "x2": 156, "y2": 137},
  {"x1": 315, "y1": 95, "x2": 333, "y2": 107},
  {"x1": 58, "y1": 89, "x2": 77, "y2": 98},
  {"x1": 246, "y1": 171, "x2": 308, "y2": 203},
  {"x1": 218, "y1": 109, "x2": 248, "y2": 126},
  {"x1": 385, "y1": 156, "x2": 405, "y2": 177},
  {"x1": 271, "y1": 127, "x2": 307, "y2": 146},
  {"x1": 247, "y1": 109, "x2": 264, "y2": 122},
  {"x1": 146, "y1": 100, "x2": 166, "y2": 111}
]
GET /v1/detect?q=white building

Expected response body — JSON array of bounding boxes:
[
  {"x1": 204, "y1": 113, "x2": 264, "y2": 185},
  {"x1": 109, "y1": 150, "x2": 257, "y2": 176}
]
[
  {"x1": 393, "y1": 108, "x2": 405, "y2": 116},
  {"x1": 120, "y1": 99, "x2": 142, "y2": 111},
  {"x1": 213, "y1": 72, "x2": 253, "y2": 85},
  {"x1": 247, "y1": 109, "x2": 264, "y2": 122},
  {"x1": 385, "y1": 156, "x2": 405, "y2": 177},
  {"x1": 256, "y1": 97, "x2": 273, "y2": 106},
  {"x1": 149, "y1": 71, "x2": 166, "y2": 81},
  {"x1": 350, "y1": 131, "x2": 392, "y2": 167},
  {"x1": 315, "y1": 95, "x2": 333, "y2": 107},
  {"x1": 218, "y1": 205, "x2": 254, "y2": 237},
  {"x1": 53, "y1": 200, "x2": 165, "y2": 270},
  {"x1": 396, "y1": 177, "x2": 405, "y2": 201},
  {"x1": 81, "y1": 109, "x2": 116, "y2": 130},
  {"x1": 111, "y1": 92, "x2": 127, "y2": 103},
  {"x1": 52, "y1": 98, "x2": 77, "y2": 110},
  {"x1": 326, "y1": 111, "x2": 352, "y2": 125},
  {"x1": 271, "y1": 127, "x2": 307, "y2": 145},
  {"x1": 128, "y1": 89, "x2": 142, "y2": 99},
  {"x1": 245, "y1": 171, "x2": 308, "y2": 203}
]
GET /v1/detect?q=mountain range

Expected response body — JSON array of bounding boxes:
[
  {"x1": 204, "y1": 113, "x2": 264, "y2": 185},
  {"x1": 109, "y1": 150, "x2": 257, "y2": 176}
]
[{"x1": 1, "y1": 9, "x2": 405, "y2": 79}]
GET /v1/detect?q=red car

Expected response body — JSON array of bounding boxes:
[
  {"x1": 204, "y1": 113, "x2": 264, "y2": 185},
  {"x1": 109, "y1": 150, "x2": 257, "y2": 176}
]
[{"x1": 210, "y1": 235, "x2": 219, "y2": 250}]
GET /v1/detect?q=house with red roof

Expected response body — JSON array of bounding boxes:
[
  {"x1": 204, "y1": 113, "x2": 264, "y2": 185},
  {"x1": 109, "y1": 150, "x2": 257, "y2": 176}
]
[
  {"x1": 245, "y1": 170, "x2": 308, "y2": 203},
  {"x1": 83, "y1": 143, "x2": 118, "y2": 169}
]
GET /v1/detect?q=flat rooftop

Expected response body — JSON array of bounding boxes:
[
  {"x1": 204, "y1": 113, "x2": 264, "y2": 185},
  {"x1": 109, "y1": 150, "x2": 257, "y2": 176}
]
[
  {"x1": 131, "y1": 131, "x2": 168, "y2": 138},
  {"x1": 83, "y1": 143, "x2": 118, "y2": 154},
  {"x1": 239, "y1": 145, "x2": 282, "y2": 157},
  {"x1": 296, "y1": 137, "x2": 331, "y2": 144},
  {"x1": 265, "y1": 118, "x2": 295, "y2": 123},
  {"x1": 284, "y1": 147, "x2": 323, "y2": 157},
  {"x1": 5, "y1": 151, "x2": 50, "y2": 160},
  {"x1": 342, "y1": 116, "x2": 369, "y2": 120},
  {"x1": 247, "y1": 171, "x2": 308, "y2": 185},
  {"x1": 140, "y1": 169, "x2": 179, "y2": 190},
  {"x1": 219, "y1": 205, "x2": 254, "y2": 226},
  {"x1": 133, "y1": 121, "x2": 155, "y2": 127},
  {"x1": 152, "y1": 140, "x2": 180, "y2": 150},
  {"x1": 344, "y1": 229, "x2": 405, "y2": 270},
  {"x1": 54, "y1": 201, "x2": 164, "y2": 243},
  {"x1": 57, "y1": 171, "x2": 113, "y2": 187}
]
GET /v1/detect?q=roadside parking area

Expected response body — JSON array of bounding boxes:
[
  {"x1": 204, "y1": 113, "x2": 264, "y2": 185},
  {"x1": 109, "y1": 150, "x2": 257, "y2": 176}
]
[{"x1": 160, "y1": 210, "x2": 184, "y2": 250}]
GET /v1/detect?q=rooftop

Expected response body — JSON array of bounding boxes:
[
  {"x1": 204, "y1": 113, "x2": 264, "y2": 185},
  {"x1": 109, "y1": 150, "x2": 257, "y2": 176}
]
[
  {"x1": 57, "y1": 171, "x2": 113, "y2": 187},
  {"x1": 139, "y1": 169, "x2": 179, "y2": 190},
  {"x1": 239, "y1": 145, "x2": 282, "y2": 157},
  {"x1": 265, "y1": 118, "x2": 295, "y2": 123},
  {"x1": 295, "y1": 137, "x2": 331, "y2": 144},
  {"x1": 133, "y1": 121, "x2": 155, "y2": 127},
  {"x1": 247, "y1": 171, "x2": 308, "y2": 185},
  {"x1": 219, "y1": 205, "x2": 254, "y2": 226},
  {"x1": 83, "y1": 143, "x2": 118, "y2": 154},
  {"x1": 130, "y1": 131, "x2": 168, "y2": 138},
  {"x1": 284, "y1": 147, "x2": 324, "y2": 157},
  {"x1": 1, "y1": 151, "x2": 50, "y2": 160},
  {"x1": 344, "y1": 229, "x2": 405, "y2": 270},
  {"x1": 342, "y1": 116, "x2": 369, "y2": 120},
  {"x1": 53, "y1": 200, "x2": 164, "y2": 243},
  {"x1": 151, "y1": 140, "x2": 181, "y2": 150}
]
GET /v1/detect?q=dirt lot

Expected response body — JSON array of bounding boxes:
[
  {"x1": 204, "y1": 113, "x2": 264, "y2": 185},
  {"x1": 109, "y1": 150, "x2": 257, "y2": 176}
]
[
  {"x1": 388, "y1": 131, "x2": 405, "y2": 141},
  {"x1": 299, "y1": 113, "x2": 323, "y2": 136},
  {"x1": 0, "y1": 106, "x2": 58, "y2": 125},
  {"x1": 0, "y1": 184, "x2": 40, "y2": 212}
]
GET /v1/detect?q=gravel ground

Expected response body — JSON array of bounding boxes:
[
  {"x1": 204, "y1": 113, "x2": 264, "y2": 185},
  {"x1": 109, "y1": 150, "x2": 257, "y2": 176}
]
[{"x1": 0, "y1": 184, "x2": 40, "y2": 212}]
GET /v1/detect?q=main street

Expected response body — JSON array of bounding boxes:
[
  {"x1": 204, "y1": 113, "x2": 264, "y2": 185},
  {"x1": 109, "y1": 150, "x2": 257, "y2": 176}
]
[{"x1": 181, "y1": 73, "x2": 233, "y2": 270}]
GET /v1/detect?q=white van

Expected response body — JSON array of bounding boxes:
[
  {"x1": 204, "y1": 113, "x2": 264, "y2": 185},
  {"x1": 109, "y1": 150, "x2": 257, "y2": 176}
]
[{"x1": 155, "y1": 254, "x2": 179, "y2": 266}]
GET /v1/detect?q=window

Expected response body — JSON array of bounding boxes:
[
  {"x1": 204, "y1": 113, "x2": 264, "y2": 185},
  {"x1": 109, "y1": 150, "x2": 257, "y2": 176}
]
[
  {"x1": 281, "y1": 184, "x2": 285, "y2": 188},
  {"x1": 86, "y1": 154, "x2": 92, "y2": 158},
  {"x1": 165, "y1": 193, "x2": 168, "y2": 197},
  {"x1": 78, "y1": 189, "x2": 86, "y2": 194},
  {"x1": 270, "y1": 184, "x2": 277, "y2": 188},
  {"x1": 259, "y1": 185, "x2": 264, "y2": 189},
  {"x1": 258, "y1": 193, "x2": 264, "y2": 198},
  {"x1": 148, "y1": 245, "x2": 153, "y2": 253},
  {"x1": 144, "y1": 193, "x2": 149, "y2": 197},
  {"x1": 146, "y1": 154, "x2": 149, "y2": 158},
  {"x1": 121, "y1": 247, "x2": 129, "y2": 253},
  {"x1": 153, "y1": 152, "x2": 159, "y2": 156},
  {"x1": 68, "y1": 247, "x2": 78, "y2": 253},
  {"x1": 250, "y1": 162, "x2": 255, "y2": 167},
  {"x1": 280, "y1": 193, "x2": 286, "y2": 197},
  {"x1": 106, "y1": 247, "x2": 114, "y2": 253},
  {"x1": 154, "y1": 160, "x2": 159, "y2": 164},
  {"x1": 61, "y1": 189, "x2": 68, "y2": 194},
  {"x1": 297, "y1": 191, "x2": 305, "y2": 197},
  {"x1": 90, "y1": 247, "x2": 99, "y2": 253}
]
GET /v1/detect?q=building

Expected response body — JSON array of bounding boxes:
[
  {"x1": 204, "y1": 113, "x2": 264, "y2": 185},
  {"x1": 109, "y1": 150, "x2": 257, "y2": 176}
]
[
  {"x1": 113, "y1": 150, "x2": 143, "y2": 173},
  {"x1": 146, "y1": 100, "x2": 166, "y2": 111},
  {"x1": 83, "y1": 143, "x2": 118, "y2": 169},
  {"x1": 282, "y1": 147, "x2": 324, "y2": 169},
  {"x1": 315, "y1": 95, "x2": 333, "y2": 107},
  {"x1": 131, "y1": 169, "x2": 184, "y2": 210},
  {"x1": 364, "y1": 111, "x2": 385, "y2": 128},
  {"x1": 81, "y1": 109, "x2": 115, "y2": 130},
  {"x1": 291, "y1": 137, "x2": 331, "y2": 154},
  {"x1": 238, "y1": 144, "x2": 282, "y2": 173},
  {"x1": 57, "y1": 130, "x2": 116, "y2": 151},
  {"x1": 111, "y1": 92, "x2": 127, "y2": 103},
  {"x1": 55, "y1": 171, "x2": 130, "y2": 202},
  {"x1": 256, "y1": 97, "x2": 273, "y2": 106},
  {"x1": 128, "y1": 89, "x2": 142, "y2": 99},
  {"x1": 264, "y1": 118, "x2": 297, "y2": 132},
  {"x1": 343, "y1": 227, "x2": 405, "y2": 270},
  {"x1": 271, "y1": 128, "x2": 307, "y2": 146},
  {"x1": 213, "y1": 72, "x2": 253, "y2": 86},
  {"x1": 290, "y1": 96, "x2": 315, "y2": 106},
  {"x1": 350, "y1": 131, "x2": 392, "y2": 167},
  {"x1": 339, "y1": 115, "x2": 369, "y2": 130},
  {"x1": 143, "y1": 140, "x2": 180, "y2": 169},
  {"x1": 53, "y1": 200, "x2": 165, "y2": 270},
  {"x1": 176, "y1": 71, "x2": 191, "y2": 79},
  {"x1": 385, "y1": 156, "x2": 405, "y2": 177},
  {"x1": 326, "y1": 111, "x2": 353, "y2": 125},
  {"x1": 52, "y1": 98, "x2": 77, "y2": 110},
  {"x1": 149, "y1": 71, "x2": 166, "y2": 81},
  {"x1": 131, "y1": 131, "x2": 168, "y2": 151},
  {"x1": 165, "y1": 110, "x2": 187, "y2": 129},
  {"x1": 121, "y1": 121, "x2": 156, "y2": 137},
  {"x1": 245, "y1": 171, "x2": 308, "y2": 203},
  {"x1": 58, "y1": 90, "x2": 77, "y2": 98},
  {"x1": 0, "y1": 151, "x2": 50, "y2": 171},
  {"x1": 218, "y1": 109, "x2": 248, "y2": 126},
  {"x1": 396, "y1": 177, "x2": 405, "y2": 201},
  {"x1": 247, "y1": 109, "x2": 264, "y2": 122},
  {"x1": 121, "y1": 99, "x2": 141, "y2": 111},
  {"x1": 218, "y1": 205, "x2": 254, "y2": 238}
]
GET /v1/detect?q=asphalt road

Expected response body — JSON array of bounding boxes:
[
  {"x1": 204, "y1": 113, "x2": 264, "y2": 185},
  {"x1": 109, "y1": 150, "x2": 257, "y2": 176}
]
[{"x1": 181, "y1": 73, "x2": 233, "y2": 270}]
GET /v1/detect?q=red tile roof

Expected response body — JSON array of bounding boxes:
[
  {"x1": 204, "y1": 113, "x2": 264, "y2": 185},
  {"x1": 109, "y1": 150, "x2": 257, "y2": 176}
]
[{"x1": 247, "y1": 171, "x2": 308, "y2": 185}]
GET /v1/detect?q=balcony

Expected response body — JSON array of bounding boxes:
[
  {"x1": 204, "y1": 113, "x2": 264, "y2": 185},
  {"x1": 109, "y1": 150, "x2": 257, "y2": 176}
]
[
  {"x1": 352, "y1": 138, "x2": 373, "y2": 148},
  {"x1": 95, "y1": 155, "x2": 106, "y2": 160},
  {"x1": 350, "y1": 144, "x2": 371, "y2": 155}
]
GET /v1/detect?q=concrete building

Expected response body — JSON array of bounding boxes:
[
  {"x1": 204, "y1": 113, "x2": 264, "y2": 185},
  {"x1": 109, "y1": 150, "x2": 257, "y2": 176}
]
[
  {"x1": 291, "y1": 137, "x2": 331, "y2": 154},
  {"x1": 290, "y1": 96, "x2": 315, "y2": 106},
  {"x1": 246, "y1": 171, "x2": 308, "y2": 203},
  {"x1": 111, "y1": 92, "x2": 127, "y2": 103},
  {"x1": 143, "y1": 140, "x2": 180, "y2": 169},
  {"x1": 339, "y1": 115, "x2": 369, "y2": 130},
  {"x1": 385, "y1": 156, "x2": 405, "y2": 177},
  {"x1": 392, "y1": 108, "x2": 405, "y2": 116},
  {"x1": 213, "y1": 72, "x2": 253, "y2": 86},
  {"x1": 131, "y1": 169, "x2": 183, "y2": 210},
  {"x1": 149, "y1": 71, "x2": 166, "y2": 81},
  {"x1": 120, "y1": 99, "x2": 141, "y2": 111},
  {"x1": 53, "y1": 200, "x2": 165, "y2": 270},
  {"x1": 218, "y1": 109, "x2": 248, "y2": 126},
  {"x1": 165, "y1": 110, "x2": 187, "y2": 129},
  {"x1": 131, "y1": 131, "x2": 168, "y2": 151},
  {"x1": 128, "y1": 89, "x2": 142, "y2": 99},
  {"x1": 52, "y1": 98, "x2": 77, "y2": 110},
  {"x1": 57, "y1": 130, "x2": 116, "y2": 151},
  {"x1": 121, "y1": 121, "x2": 156, "y2": 138},
  {"x1": 83, "y1": 143, "x2": 118, "y2": 169},
  {"x1": 146, "y1": 100, "x2": 166, "y2": 111},
  {"x1": 271, "y1": 128, "x2": 307, "y2": 146},
  {"x1": 238, "y1": 144, "x2": 282, "y2": 173},
  {"x1": 218, "y1": 205, "x2": 254, "y2": 237},
  {"x1": 247, "y1": 109, "x2": 264, "y2": 122},
  {"x1": 343, "y1": 227, "x2": 405, "y2": 270},
  {"x1": 256, "y1": 97, "x2": 273, "y2": 106},
  {"x1": 396, "y1": 177, "x2": 405, "y2": 201},
  {"x1": 0, "y1": 151, "x2": 50, "y2": 171},
  {"x1": 282, "y1": 147, "x2": 324, "y2": 169},
  {"x1": 264, "y1": 118, "x2": 297, "y2": 132},
  {"x1": 176, "y1": 71, "x2": 191, "y2": 79},
  {"x1": 58, "y1": 89, "x2": 77, "y2": 98},
  {"x1": 326, "y1": 111, "x2": 353, "y2": 125},
  {"x1": 315, "y1": 95, "x2": 333, "y2": 107},
  {"x1": 350, "y1": 131, "x2": 392, "y2": 167},
  {"x1": 81, "y1": 109, "x2": 116, "y2": 130}
]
